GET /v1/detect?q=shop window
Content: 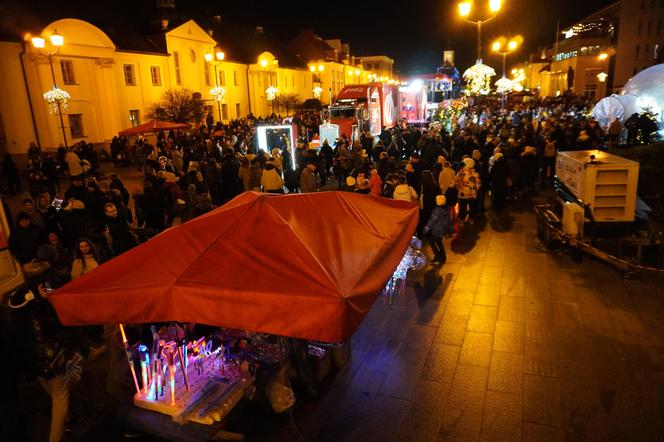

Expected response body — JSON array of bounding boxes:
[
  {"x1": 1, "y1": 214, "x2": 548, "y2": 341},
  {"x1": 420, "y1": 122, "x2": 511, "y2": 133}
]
[
  {"x1": 69, "y1": 114, "x2": 84, "y2": 138},
  {"x1": 150, "y1": 66, "x2": 161, "y2": 86},
  {"x1": 60, "y1": 60, "x2": 76, "y2": 85},
  {"x1": 123, "y1": 64, "x2": 136, "y2": 86},
  {"x1": 129, "y1": 110, "x2": 140, "y2": 127},
  {"x1": 173, "y1": 51, "x2": 181, "y2": 85}
]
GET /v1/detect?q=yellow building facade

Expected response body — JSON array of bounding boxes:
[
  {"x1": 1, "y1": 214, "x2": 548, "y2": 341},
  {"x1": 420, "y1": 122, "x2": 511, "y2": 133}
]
[{"x1": 0, "y1": 17, "x2": 334, "y2": 154}]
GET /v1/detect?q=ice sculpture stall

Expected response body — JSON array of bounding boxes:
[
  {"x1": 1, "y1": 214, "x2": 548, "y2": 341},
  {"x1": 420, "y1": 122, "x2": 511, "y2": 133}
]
[{"x1": 593, "y1": 63, "x2": 664, "y2": 136}]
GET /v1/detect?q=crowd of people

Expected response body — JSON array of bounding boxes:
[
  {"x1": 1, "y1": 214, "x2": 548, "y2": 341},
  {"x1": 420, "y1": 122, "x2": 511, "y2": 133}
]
[{"x1": 0, "y1": 91, "x2": 638, "y2": 441}]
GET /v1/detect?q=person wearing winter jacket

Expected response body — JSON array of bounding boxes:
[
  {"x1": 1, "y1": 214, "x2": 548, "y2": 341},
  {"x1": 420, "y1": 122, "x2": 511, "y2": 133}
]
[
  {"x1": 261, "y1": 164, "x2": 284, "y2": 193},
  {"x1": 393, "y1": 175, "x2": 418, "y2": 202},
  {"x1": 456, "y1": 158, "x2": 481, "y2": 223},
  {"x1": 423, "y1": 195, "x2": 452, "y2": 264},
  {"x1": 369, "y1": 169, "x2": 383, "y2": 196}
]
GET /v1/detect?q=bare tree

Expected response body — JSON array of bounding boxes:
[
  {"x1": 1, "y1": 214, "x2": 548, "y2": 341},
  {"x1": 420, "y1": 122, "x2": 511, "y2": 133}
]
[
  {"x1": 273, "y1": 93, "x2": 302, "y2": 116},
  {"x1": 146, "y1": 88, "x2": 204, "y2": 123}
]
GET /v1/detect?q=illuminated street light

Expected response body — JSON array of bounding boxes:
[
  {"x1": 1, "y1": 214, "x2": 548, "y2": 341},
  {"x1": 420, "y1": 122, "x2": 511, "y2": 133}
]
[
  {"x1": 457, "y1": 0, "x2": 503, "y2": 61},
  {"x1": 597, "y1": 72, "x2": 608, "y2": 82},
  {"x1": 492, "y1": 35, "x2": 523, "y2": 110},
  {"x1": 318, "y1": 64, "x2": 325, "y2": 72},
  {"x1": 205, "y1": 47, "x2": 227, "y2": 122},
  {"x1": 598, "y1": 52, "x2": 608, "y2": 61},
  {"x1": 260, "y1": 59, "x2": 268, "y2": 68},
  {"x1": 31, "y1": 29, "x2": 69, "y2": 147}
]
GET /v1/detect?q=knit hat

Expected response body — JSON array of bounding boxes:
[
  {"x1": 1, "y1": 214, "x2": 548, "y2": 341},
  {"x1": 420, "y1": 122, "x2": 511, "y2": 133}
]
[
  {"x1": 463, "y1": 158, "x2": 475, "y2": 169},
  {"x1": 436, "y1": 195, "x2": 446, "y2": 206},
  {"x1": 346, "y1": 176, "x2": 357, "y2": 186}
]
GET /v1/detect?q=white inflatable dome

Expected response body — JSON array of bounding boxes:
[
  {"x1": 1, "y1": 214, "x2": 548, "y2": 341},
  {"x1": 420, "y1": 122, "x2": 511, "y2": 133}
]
[{"x1": 592, "y1": 63, "x2": 664, "y2": 130}]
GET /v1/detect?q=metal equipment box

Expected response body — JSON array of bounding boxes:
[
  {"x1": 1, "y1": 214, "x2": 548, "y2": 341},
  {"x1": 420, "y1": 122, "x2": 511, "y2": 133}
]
[{"x1": 556, "y1": 150, "x2": 640, "y2": 222}]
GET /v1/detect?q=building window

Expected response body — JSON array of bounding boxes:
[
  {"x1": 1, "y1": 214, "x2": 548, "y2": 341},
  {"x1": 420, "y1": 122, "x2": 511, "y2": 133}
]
[
  {"x1": 645, "y1": 44, "x2": 650, "y2": 58},
  {"x1": 583, "y1": 84, "x2": 597, "y2": 99},
  {"x1": 173, "y1": 51, "x2": 181, "y2": 85},
  {"x1": 123, "y1": 64, "x2": 136, "y2": 86},
  {"x1": 636, "y1": 44, "x2": 640, "y2": 58},
  {"x1": 219, "y1": 70, "x2": 226, "y2": 86},
  {"x1": 204, "y1": 62, "x2": 210, "y2": 86},
  {"x1": 221, "y1": 103, "x2": 228, "y2": 120},
  {"x1": 648, "y1": 21, "x2": 652, "y2": 36},
  {"x1": 129, "y1": 110, "x2": 140, "y2": 127},
  {"x1": 69, "y1": 114, "x2": 84, "y2": 138},
  {"x1": 233, "y1": 70, "x2": 238, "y2": 86},
  {"x1": 235, "y1": 103, "x2": 241, "y2": 118},
  {"x1": 150, "y1": 66, "x2": 161, "y2": 86},
  {"x1": 60, "y1": 60, "x2": 76, "y2": 85},
  {"x1": 638, "y1": 21, "x2": 643, "y2": 37}
]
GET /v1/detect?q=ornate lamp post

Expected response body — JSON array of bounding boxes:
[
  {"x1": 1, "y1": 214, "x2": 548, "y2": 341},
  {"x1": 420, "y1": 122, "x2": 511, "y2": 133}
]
[
  {"x1": 31, "y1": 30, "x2": 69, "y2": 147},
  {"x1": 205, "y1": 48, "x2": 225, "y2": 123},
  {"x1": 492, "y1": 35, "x2": 523, "y2": 110},
  {"x1": 458, "y1": 0, "x2": 502, "y2": 62}
]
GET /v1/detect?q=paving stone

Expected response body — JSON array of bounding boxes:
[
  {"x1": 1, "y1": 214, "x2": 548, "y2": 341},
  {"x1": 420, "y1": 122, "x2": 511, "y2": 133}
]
[
  {"x1": 435, "y1": 314, "x2": 469, "y2": 346},
  {"x1": 552, "y1": 302, "x2": 583, "y2": 328},
  {"x1": 488, "y1": 351, "x2": 524, "y2": 394},
  {"x1": 459, "y1": 331, "x2": 494, "y2": 367},
  {"x1": 523, "y1": 374, "x2": 563, "y2": 427},
  {"x1": 467, "y1": 305, "x2": 498, "y2": 334},
  {"x1": 438, "y1": 408, "x2": 483, "y2": 441},
  {"x1": 423, "y1": 343, "x2": 460, "y2": 385},
  {"x1": 498, "y1": 296, "x2": 526, "y2": 322},
  {"x1": 480, "y1": 391, "x2": 522, "y2": 441},
  {"x1": 474, "y1": 284, "x2": 501, "y2": 307},
  {"x1": 523, "y1": 422, "x2": 565, "y2": 442},
  {"x1": 446, "y1": 364, "x2": 489, "y2": 413}
]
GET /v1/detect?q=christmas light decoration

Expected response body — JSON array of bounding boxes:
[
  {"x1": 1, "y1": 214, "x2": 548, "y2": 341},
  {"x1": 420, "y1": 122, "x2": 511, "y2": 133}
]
[
  {"x1": 463, "y1": 61, "x2": 495, "y2": 96},
  {"x1": 312, "y1": 86, "x2": 323, "y2": 99},
  {"x1": 495, "y1": 76, "x2": 514, "y2": 94},
  {"x1": 265, "y1": 86, "x2": 279, "y2": 101},
  {"x1": 209, "y1": 86, "x2": 226, "y2": 102},
  {"x1": 43, "y1": 87, "x2": 70, "y2": 114}
]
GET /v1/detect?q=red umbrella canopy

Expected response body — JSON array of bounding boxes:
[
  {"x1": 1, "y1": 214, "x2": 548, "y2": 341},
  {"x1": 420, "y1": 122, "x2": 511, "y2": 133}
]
[
  {"x1": 118, "y1": 120, "x2": 191, "y2": 136},
  {"x1": 50, "y1": 192, "x2": 418, "y2": 342}
]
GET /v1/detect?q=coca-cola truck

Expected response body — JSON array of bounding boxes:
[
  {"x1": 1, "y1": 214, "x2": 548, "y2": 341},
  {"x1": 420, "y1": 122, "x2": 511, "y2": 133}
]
[{"x1": 328, "y1": 83, "x2": 399, "y2": 141}]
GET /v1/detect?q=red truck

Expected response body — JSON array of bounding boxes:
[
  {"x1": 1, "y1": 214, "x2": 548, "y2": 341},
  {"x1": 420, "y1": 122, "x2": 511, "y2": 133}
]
[{"x1": 328, "y1": 83, "x2": 399, "y2": 141}]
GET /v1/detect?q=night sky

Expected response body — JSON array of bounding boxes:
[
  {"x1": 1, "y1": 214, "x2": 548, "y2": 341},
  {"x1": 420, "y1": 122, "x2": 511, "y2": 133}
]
[{"x1": 3, "y1": 0, "x2": 617, "y2": 74}]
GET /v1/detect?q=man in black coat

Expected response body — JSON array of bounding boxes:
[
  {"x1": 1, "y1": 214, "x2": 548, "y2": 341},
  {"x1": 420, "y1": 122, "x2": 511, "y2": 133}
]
[
  {"x1": 490, "y1": 153, "x2": 509, "y2": 210},
  {"x1": 103, "y1": 203, "x2": 137, "y2": 256}
]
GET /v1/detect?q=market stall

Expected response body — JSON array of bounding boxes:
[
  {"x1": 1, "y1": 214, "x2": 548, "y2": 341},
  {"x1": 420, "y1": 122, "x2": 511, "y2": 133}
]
[{"x1": 49, "y1": 191, "x2": 419, "y2": 429}]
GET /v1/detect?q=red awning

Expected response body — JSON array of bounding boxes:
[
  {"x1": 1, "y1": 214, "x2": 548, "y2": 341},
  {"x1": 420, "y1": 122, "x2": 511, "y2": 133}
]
[
  {"x1": 49, "y1": 192, "x2": 418, "y2": 342},
  {"x1": 118, "y1": 120, "x2": 191, "y2": 136}
]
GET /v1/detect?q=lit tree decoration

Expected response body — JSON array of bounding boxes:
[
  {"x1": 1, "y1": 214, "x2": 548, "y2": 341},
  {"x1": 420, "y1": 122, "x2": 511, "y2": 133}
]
[
  {"x1": 495, "y1": 76, "x2": 514, "y2": 94},
  {"x1": 209, "y1": 86, "x2": 226, "y2": 102},
  {"x1": 462, "y1": 61, "x2": 495, "y2": 96},
  {"x1": 43, "y1": 87, "x2": 71, "y2": 114},
  {"x1": 312, "y1": 86, "x2": 323, "y2": 99},
  {"x1": 265, "y1": 86, "x2": 279, "y2": 102}
]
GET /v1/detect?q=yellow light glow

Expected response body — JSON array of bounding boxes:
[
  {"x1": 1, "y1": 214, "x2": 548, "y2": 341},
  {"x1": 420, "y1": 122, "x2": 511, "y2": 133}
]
[
  {"x1": 31, "y1": 37, "x2": 45, "y2": 49},
  {"x1": 458, "y1": 1, "x2": 472, "y2": 17},
  {"x1": 511, "y1": 68, "x2": 518, "y2": 75},
  {"x1": 318, "y1": 64, "x2": 325, "y2": 72},
  {"x1": 216, "y1": 51, "x2": 225, "y2": 61},
  {"x1": 355, "y1": 69, "x2": 361, "y2": 75},
  {"x1": 49, "y1": 30, "x2": 64, "y2": 47},
  {"x1": 204, "y1": 53, "x2": 213, "y2": 62},
  {"x1": 309, "y1": 65, "x2": 316, "y2": 72},
  {"x1": 260, "y1": 59, "x2": 268, "y2": 68},
  {"x1": 492, "y1": 41, "x2": 502, "y2": 52},
  {"x1": 489, "y1": 0, "x2": 501, "y2": 13},
  {"x1": 597, "y1": 72, "x2": 608, "y2": 82},
  {"x1": 598, "y1": 52, "x2": 608, "y2": 61},
  {"x1": 508, "y1": 40, "x2": 518, "y2": 51}
]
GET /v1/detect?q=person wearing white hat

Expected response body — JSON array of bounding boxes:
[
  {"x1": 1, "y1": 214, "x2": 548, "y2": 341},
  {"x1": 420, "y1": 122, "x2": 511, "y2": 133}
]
[
  {"x1": 456, "y1": 157, "x2": 481, "y2": 224},
  {"x1": 423, "y1": 194, "x2": 451, "y2": 264}
]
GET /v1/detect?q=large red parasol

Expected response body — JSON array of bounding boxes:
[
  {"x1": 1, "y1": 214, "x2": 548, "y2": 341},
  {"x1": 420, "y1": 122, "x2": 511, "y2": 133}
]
[
  {"x1": 118, "y1": 120, "x2": 191, "y2": 136},
  {"x1": 50, "y1": 192, "x2": 418, "y2": 342}
]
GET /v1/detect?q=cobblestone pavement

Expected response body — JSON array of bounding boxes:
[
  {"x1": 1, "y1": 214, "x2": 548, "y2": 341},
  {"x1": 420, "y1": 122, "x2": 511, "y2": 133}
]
[{"x1": 12, "y1": 166, "x2": 664, "y2": 441}]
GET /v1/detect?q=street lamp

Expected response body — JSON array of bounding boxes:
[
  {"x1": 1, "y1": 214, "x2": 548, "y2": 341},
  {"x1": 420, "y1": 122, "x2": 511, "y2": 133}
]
[
  {"x1": 205, "y1": 48, "x2": 225, "y2": 123},
  {"x1": 458, "y1": 0, "x2": 502, "y2": 62},
  {"x1": 31, "y1": 30, "x2": 69, "y2": 148},
  {"x1": 492, "y1": 35, "x2": 523, "y2": 110}
]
